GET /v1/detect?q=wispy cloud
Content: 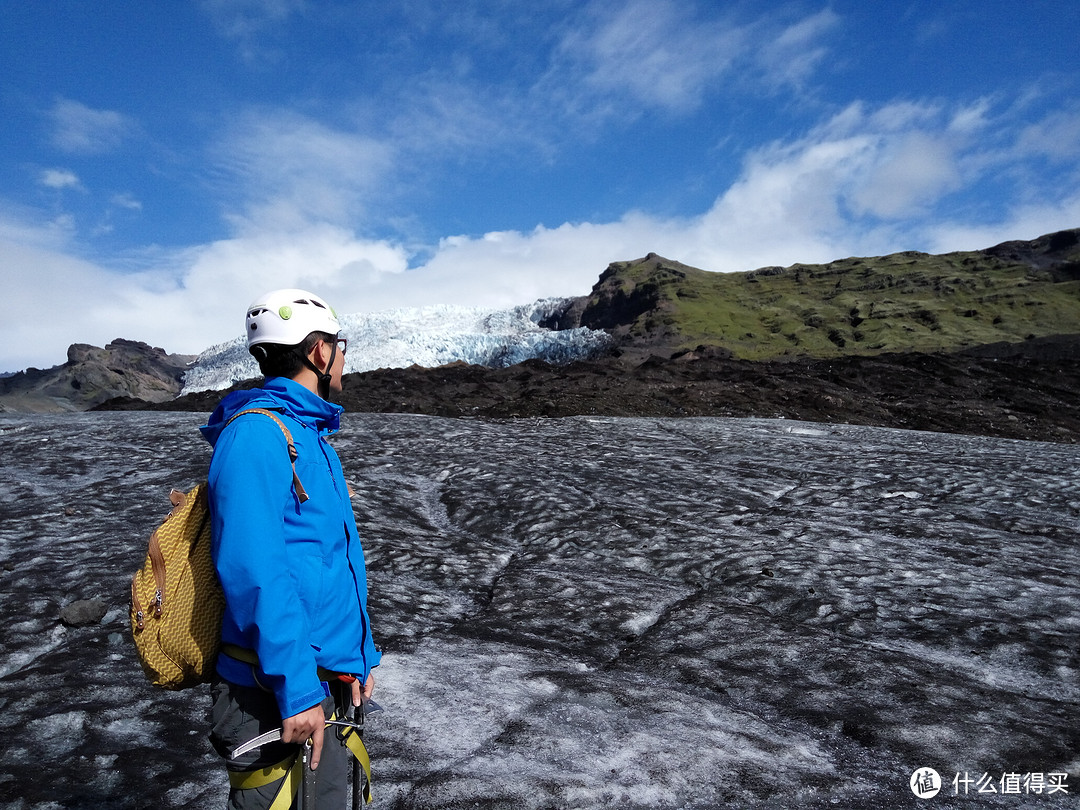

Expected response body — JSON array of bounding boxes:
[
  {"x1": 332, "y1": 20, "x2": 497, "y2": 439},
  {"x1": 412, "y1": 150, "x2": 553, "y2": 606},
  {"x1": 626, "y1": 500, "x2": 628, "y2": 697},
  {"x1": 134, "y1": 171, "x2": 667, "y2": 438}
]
[
  {"x1": 545, "y1": 2, "x2": 840, "y2": 120},
  {"x1": 199, "y1": 0, "x2": 305, "y2": 39},
  {"x1": 213, "y1": 109, "x2": 395, "y2": 231},
  {"x1": 1015, "y1": 106, "x2": 1080, "y2": 161},
  {"x1": 39, "y1": 168, "x2": 84, "y2": 191},
  {"x1": 110, "y1": 193, "x2": 143, "y2": 211},
  {"x1": 193, "y1": 1, "x2": 847, "y2": 240},
  {"x1": 552, "y1": 0, "x2": 746, "y2": 113},
  {"x1": 49, "y1": 99, "x2": 134, "y2": 154},
  {"x1": 756, "y1": 7, "x2": 841, "y2": 90}
]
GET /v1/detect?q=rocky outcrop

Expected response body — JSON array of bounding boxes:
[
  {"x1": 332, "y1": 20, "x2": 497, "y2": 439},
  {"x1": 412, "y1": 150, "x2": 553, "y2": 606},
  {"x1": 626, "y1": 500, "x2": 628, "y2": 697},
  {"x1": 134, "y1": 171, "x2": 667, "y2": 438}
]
[
  {"x1": 0, "y1": 339, "x2": 196, "y2": 413},
  {"x1": 984, "y1": 227, "x2": 1080, "y2": 280},
  {"x1": 550, "y1": 253, "x2": 696, "y2": 359}
]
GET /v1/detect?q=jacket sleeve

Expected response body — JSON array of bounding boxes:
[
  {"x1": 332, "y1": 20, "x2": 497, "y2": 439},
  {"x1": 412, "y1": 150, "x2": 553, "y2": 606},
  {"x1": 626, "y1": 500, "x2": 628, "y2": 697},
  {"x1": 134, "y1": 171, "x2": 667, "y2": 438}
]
[{"x1": 207, "y1": 415, "x2": 327, "y2": 719}]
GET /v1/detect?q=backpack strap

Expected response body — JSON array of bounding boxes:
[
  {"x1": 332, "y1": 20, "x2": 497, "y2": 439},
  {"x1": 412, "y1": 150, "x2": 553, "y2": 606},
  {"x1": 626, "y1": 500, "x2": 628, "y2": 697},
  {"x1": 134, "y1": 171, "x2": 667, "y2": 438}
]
[{"x1": 226, "y1": 408, "x2": 309, "y2": 503}]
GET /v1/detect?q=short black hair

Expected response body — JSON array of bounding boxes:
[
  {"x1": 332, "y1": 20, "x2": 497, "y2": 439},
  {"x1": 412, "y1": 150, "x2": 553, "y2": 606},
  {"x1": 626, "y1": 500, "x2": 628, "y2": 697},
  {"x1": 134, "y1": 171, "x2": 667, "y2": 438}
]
[{"x1": 250, "y1": 331, "x2": 336, "y2": 379}]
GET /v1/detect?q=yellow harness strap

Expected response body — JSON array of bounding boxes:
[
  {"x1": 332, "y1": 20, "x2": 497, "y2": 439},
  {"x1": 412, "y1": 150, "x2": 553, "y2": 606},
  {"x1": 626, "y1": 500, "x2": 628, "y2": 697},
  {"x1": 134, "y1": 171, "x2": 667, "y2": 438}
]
[
  {"x1": 340, "y1": 724, "x2": 373, "y2": 804},
  {"x1": 229, "y1": 753, "x2": 303, "y2": 810},
  {"x1": 227, "y1": 711, "x2": 373, "y2": 806}
]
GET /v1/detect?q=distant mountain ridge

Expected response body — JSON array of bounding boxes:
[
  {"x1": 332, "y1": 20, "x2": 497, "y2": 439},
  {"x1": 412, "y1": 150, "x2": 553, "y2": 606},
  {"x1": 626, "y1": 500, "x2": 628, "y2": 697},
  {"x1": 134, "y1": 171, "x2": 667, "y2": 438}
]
[{"x1": 553, "y1": 227, "x2": 1080, "y2": 363}]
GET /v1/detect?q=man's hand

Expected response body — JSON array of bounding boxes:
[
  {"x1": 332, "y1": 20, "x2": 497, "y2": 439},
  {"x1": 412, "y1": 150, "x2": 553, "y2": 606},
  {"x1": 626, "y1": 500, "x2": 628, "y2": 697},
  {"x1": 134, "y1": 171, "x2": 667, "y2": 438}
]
[
  {"x1": 281, "y1": 704, "x2": 326, "y2": 769},
  {"x1": 350, "y1": 672, "x2": 375, "y2": 707}
]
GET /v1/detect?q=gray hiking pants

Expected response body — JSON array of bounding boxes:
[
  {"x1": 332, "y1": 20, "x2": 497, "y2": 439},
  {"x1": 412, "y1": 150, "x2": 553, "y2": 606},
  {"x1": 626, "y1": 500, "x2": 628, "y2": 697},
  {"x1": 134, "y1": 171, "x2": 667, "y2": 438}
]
[{"x1": 209, "y1": 677, "x2": 352, "y2": 810}]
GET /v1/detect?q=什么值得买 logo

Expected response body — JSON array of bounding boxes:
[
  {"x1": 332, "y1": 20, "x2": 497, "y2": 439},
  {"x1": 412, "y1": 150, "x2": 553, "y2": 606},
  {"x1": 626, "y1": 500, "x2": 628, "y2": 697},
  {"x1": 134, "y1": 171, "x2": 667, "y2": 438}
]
[{"x1": 910, "y1": 767, "x2": 1069, "y2": 798}]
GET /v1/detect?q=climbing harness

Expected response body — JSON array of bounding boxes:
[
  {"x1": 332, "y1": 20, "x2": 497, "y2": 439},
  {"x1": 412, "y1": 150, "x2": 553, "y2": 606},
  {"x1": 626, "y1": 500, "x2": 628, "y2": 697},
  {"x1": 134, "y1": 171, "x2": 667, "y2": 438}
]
[{"x1": 230, "y1": 709, "x2": 374, "y2": 808}]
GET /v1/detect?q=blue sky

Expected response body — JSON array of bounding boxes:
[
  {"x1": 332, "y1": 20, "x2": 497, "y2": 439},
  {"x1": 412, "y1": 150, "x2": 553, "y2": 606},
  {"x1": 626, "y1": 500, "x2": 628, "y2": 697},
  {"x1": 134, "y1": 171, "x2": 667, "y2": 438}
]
[{"x1": 2, "y1": 0, "x2": 1078, "y2": 372}]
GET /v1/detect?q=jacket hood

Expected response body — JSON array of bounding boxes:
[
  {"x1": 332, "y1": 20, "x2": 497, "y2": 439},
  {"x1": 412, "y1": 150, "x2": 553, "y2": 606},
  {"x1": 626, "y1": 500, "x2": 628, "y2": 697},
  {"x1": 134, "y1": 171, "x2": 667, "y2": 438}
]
[{"x1": 200, "y1": 377, "x2": 343, "y2": 447}]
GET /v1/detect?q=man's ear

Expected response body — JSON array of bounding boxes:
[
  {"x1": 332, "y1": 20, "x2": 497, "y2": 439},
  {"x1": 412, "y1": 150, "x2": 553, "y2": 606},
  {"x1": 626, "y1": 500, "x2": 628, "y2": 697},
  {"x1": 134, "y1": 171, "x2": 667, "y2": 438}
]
[{"x1": 308, "y1": 338, "x2": 330, "y2": 372}]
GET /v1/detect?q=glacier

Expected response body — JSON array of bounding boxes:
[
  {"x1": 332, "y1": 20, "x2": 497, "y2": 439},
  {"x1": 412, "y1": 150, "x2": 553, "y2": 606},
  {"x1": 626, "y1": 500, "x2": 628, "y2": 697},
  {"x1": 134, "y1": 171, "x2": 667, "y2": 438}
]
[
  {"x1": 1, "y1": 412, "x2": 1076, "y2": 808},
  {"x1": 181, "y1": 298, "x2": 608, "y2": 394}
]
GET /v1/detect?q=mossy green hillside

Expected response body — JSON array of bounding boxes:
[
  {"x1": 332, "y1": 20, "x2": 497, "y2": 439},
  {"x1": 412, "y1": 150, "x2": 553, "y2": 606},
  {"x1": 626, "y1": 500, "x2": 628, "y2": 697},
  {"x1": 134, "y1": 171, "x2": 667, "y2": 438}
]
[{"x1": 592, "y1": 241, "x2": 1080, "y2": 360}]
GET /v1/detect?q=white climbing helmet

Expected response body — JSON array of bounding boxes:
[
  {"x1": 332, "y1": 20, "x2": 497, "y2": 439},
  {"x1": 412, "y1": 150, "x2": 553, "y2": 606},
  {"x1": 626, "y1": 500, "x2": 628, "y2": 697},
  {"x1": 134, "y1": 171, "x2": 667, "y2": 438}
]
[{"x1": 245, "y1": 288, "x2": 340, "y2": 348}]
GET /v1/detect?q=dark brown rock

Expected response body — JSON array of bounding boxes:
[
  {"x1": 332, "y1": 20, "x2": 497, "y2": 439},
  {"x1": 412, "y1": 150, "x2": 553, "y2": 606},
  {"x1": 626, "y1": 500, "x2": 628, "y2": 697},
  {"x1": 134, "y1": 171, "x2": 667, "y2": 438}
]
[
  {"x1": 59, "y1": 598, "x2": 109, "y2": 627},
  {"x1": 0, "y1": 340, "x2": 196, "y2": 413}
]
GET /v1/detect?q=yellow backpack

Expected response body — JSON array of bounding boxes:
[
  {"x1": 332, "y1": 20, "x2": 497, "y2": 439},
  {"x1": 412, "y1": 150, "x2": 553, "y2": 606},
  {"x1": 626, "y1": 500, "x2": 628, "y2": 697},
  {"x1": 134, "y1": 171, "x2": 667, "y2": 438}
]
[{"x1": 129, "y1": 408, "x2": 307, "y2": 689}]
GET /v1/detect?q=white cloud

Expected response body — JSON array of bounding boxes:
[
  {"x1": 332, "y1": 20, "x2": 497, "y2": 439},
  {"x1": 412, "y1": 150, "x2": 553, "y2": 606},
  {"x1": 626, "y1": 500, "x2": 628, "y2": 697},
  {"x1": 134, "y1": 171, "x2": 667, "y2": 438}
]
[
  {"x1": 669, "y1": 97, "x2": 1080, "y2": 270},
  {"x1": 199, "y1": 0, "x2": 304, "y2": 39},
  {"x1": 2, "y1": 233, "x2": 164, "y2": 372},
  {"x1": 110, "y1": 193, "x2": 143, "y2": 211},
  {"x1": 179, "y1": 224, "x2": 409, "y2": 319},
  {"x1": 757, "y1": 7, "x2": 841, "y2": 89},
  {"x1": 40, "y1": 168, "x2": 84, "y2": 191},
  {"x1": 0, "y1": 215, "x2": 411, "y2": 371},
  {"x1": 850, "y1": 132, "x2": 963, "y2": 218},
  {"x1": 49, "y1": 99, "x2": 134, "y2": 154},
  {"x1": 1016, "y1": 106, "x2": 1080, "y2": 161},
  {"x1": 547, "y1": 2, "x2": 842, "y2": 118},
  {"x1": 689, "y1": 134, "x2": 881, "y2": 270},
  {"x1": 410, "y1": 222, "x2": 641, "y2": 306},
  {"x1": 690, "y1": 100, "x2": 974, "y2": 254},
  {"x1": 556, "y1": 0, "x2": 746, "y2": 113},
  {"x1": 924, "y1": 192, "x2": 1080, "y2": 254},
  {"x1": 215, "y1": 109, "x2": 395, "y2": 230},
  {"x1": 0, "y1": 203, "x2": 78, "y2": 248},
  {"x1": 948, "y1": 98, "x2": 995, "y2": 135}
]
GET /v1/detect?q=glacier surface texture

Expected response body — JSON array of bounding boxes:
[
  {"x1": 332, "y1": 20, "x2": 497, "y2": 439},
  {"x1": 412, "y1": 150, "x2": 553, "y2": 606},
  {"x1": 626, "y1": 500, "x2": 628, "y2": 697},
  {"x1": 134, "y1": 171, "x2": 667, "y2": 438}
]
[{"x1": 0, "y1": 413, "x2": 1077, "y2": 809}]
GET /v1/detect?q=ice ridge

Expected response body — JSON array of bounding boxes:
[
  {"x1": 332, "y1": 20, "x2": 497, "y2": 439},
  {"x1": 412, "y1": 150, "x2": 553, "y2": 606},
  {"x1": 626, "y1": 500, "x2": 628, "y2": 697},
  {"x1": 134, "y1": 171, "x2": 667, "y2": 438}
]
[{"x1": 181, "y1": 298, "x2": 609, "y2": 394}]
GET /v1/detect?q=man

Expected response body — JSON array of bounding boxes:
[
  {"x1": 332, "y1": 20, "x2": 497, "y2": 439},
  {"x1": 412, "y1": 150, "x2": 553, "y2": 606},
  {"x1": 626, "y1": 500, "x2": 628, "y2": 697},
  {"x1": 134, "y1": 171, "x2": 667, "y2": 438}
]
[{"x1": 201, "y1": 289, "x2": 380, "y2": 809}]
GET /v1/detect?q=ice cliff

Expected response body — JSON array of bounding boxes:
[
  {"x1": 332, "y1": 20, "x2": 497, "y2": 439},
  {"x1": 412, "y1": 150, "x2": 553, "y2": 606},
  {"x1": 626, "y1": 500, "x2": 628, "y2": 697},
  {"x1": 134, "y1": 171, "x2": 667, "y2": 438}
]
[{"x1": 181, "y1": 298, "x2": 611, "y2": 394}]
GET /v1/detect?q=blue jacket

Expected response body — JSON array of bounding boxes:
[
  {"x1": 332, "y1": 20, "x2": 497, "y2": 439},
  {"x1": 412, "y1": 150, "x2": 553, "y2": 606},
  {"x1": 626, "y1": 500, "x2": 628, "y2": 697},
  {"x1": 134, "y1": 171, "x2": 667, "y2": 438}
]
[{"x1": 200, "y1": 377, "x2": 380, "y2": 718}]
